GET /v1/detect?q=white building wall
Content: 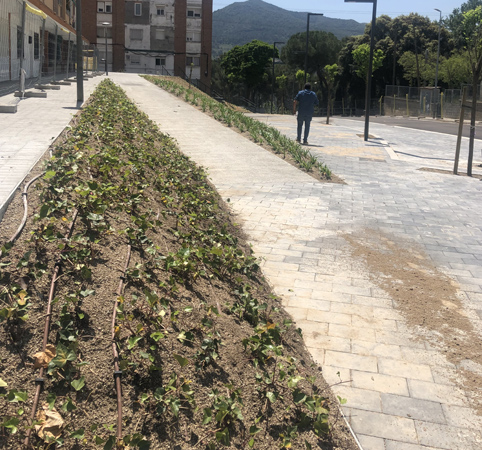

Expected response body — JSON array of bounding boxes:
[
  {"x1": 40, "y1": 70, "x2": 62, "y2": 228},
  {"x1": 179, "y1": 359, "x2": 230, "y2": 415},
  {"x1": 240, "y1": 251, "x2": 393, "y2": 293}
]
[{"x1": 125, "y1": 24, "x2": 150, "y2": 73}]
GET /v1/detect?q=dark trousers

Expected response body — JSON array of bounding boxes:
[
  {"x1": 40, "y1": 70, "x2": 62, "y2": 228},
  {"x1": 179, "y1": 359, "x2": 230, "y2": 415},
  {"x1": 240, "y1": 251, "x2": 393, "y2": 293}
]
[{"x1": 297, "y1": 114, "x2": 312, "y2": 142}]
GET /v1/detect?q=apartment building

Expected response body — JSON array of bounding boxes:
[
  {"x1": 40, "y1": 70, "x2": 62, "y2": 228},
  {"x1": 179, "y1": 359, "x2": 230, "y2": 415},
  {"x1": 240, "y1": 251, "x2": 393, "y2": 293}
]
[{"x1": 82, "y1": 0, "x2": 212, "y2": 86}]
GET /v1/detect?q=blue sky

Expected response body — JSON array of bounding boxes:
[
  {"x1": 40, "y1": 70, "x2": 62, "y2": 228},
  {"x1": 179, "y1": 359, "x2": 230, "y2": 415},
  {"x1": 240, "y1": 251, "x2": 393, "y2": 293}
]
[{"x1": 212, "y1": 0, "x2": 467, "y2": 23}]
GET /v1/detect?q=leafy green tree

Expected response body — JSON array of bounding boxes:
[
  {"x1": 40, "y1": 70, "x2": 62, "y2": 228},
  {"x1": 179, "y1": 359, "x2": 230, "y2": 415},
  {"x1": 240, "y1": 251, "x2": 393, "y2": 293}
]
[
  {"x1": 275, "y1": 74, "x2": 288, "y2": 113},
  {"x1": 454, "y1": 5, "x2": 482, "y2": 174},
  {"x1": 352, "y1": 43, "x2": 385, "y2": 80},
  {"x1": 398, "y1": 50, "x2": 440, "y2": 86},
  {"x1": 295, "y1": 69, "x2": 307, "y2": 90},
  {"x1": 281, "y1": 31, "x2": 341, "y2": 100},
  {"x1": 221, "y1": 40, "x2": 276, "y2": 100},
  {"x1": 445, "y1": 0, "x2": 482, "y2": 46},
  {"x1": 439, "y1": 52, "x2": 471, "y2": 87},
  {"x1": 322, "y1": 64, "x2": 339, "y2": 124},
  {"x1": 338, "y1": 13, "x2": 453, "y2": 104}
]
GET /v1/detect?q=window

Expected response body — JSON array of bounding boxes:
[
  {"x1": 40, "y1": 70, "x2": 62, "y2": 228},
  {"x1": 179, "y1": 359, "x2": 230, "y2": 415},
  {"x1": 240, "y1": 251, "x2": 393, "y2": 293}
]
[
  {"x1": 97, "y1": 26, "x2": 112, "y2": 39},
  {"x1": 131, "y1": 55, "x2": 140, "y2": 64},
  {"x1": 105, "y1": 2, "x2": 112, "y2": 13},
  {"x1": 186, "y1": 31, "x2": 200, "y2": 42},
  {"x1": 134, "y1": 3, "x2": 142, "y2": 16},
  {"x1": 130, "y1": 28, "x2": 143, "y2": 40},
  {"x1": 156, "y1": 6, "x2": 165, "y2": 16},
  {"x1": 17, "y1": 27, "x2": 22, "y2": 58},
  {"x1": 186, "y1": 56, "x2": 200, "y2": 66},
  {"x1": 34, "y1": 33, "x2": 39, "y2": 59},
  {"x1": 155, "y1": 28, "x2": 165, "y2": 40},
  {"x1": 187, "y1": 9, "x2": 201, "y2": 17},
  {"x1": 155, "y1": 58, "x2": 166, "y2": 66},
  {"x1": 97, "y1": 1, "x2": 104, "y2": 12}
]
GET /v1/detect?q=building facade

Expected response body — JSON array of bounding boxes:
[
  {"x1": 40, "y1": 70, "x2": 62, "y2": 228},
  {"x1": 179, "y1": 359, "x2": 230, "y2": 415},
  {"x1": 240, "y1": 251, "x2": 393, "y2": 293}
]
[
  {"x1": 0, "y1": 0, "x2": 85, "y2": 86},
  {"x1": 82, "y1": 0, "x2": 212, "y2": 86}
]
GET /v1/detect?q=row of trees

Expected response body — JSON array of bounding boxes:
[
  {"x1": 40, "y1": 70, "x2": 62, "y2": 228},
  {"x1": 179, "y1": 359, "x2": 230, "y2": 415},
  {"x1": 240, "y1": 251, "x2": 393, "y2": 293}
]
[{"x1": 212, "y1": 0, "x2": 482, "y2": 121}]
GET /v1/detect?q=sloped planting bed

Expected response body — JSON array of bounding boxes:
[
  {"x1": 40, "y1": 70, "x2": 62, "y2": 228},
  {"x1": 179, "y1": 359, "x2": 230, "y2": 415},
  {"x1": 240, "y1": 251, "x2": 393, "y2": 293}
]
[{"x1": 0, "y1": 80, "x2": 357, "y2": 450}]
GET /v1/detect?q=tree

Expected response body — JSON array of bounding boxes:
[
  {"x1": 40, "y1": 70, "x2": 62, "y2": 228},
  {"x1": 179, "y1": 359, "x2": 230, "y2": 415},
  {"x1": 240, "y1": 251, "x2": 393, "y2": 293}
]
[
  {"x1": 352, "y1": 43, "x2": 385, "y2": 80},
  {"x1": 445, "y1": 0, "x2": 482, "y2": 46},
  {"x1": 458, "y1": 6, "x2": 482, "y2": 175},
  {"x1": 295, "y1": 69, "x2": 308, "y2": 90},
  {"x1": 281, "y1": 31, "x2": 341, "y2": 101},
  {"x1": 221, "y1": 40, "x2": 276, "y2": 100},
  {"x1": 398, "y1": 50, "x2": 438, "y2": 86},
  {"x1": 439, "y1": 52, "x2": 471, "y2": 88},
  {"x1": 322, "y1": 64, "x2": 339, "y2": 124},
  {"x1": 275, "y1": 74, "x2": 288, "y2": 113}
]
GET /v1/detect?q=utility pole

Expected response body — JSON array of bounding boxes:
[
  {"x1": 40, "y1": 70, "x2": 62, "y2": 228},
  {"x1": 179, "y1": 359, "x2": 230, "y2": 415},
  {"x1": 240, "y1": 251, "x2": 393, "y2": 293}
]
[{"x1": 76, "y1": 0, "x2": 84, "y2": 104}]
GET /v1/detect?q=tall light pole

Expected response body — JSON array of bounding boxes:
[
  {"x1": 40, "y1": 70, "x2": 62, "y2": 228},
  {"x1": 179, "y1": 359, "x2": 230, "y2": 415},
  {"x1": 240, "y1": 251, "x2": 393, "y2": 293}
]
[
  {"x1": 345, "y1": 0, "x2": 377, "y2": 141},
  {"x1": 433, "y1": 8, "x2": 442, "y2": 118},
  {"x1": 102, "y1": 22, "x2": 110, "y2": 75},
  {"x1": 271, "y1": 41, "x2": 284, "y2": 114},
  {"x1": 304, "y1": 13, "x2": 324, "y2": 84},
  {"x1": 76, "y1": 0, "x2": 83, "y2": 104}
]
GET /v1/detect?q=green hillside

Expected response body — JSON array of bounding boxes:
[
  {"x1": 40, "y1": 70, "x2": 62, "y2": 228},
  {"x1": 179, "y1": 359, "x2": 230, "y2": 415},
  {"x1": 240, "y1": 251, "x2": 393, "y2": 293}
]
[{"x1": 213, "y1": 0, "x2": 366, "y2": 57}]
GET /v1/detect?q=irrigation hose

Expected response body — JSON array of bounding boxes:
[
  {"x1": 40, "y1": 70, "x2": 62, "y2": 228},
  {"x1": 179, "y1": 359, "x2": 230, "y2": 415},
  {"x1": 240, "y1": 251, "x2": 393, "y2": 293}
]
[
  {"x1": 24, "y1": 209, "x2": 79, "y2": 448},
  {"x1": 0, "y1": 172, "x2": 45, "y2": 259},
  {"x1": 112, "y1": 245, "x2": 131, "y2": 443}
]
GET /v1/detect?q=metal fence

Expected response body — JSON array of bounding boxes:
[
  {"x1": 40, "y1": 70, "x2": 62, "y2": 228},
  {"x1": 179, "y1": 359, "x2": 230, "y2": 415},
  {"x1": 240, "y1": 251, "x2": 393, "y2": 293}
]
[
  {"x1": 0, "y1": 0, "x2": 93, "y2": 98},
  {"x1": 384, "y1": 85, "x2": 482, "y2": 120}
]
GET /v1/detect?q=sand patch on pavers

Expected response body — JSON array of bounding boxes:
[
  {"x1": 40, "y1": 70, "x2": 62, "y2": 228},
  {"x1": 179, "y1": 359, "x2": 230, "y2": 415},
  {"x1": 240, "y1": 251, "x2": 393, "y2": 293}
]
[{"x1": 343, "y1": 229, "x2": 482, "y2": 414}]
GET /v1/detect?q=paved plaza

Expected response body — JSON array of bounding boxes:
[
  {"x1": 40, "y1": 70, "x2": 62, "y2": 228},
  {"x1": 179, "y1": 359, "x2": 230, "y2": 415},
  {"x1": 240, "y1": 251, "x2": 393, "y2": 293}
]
[{"x1": 1, "y1": 73, "x2": 482, "y2": 449}]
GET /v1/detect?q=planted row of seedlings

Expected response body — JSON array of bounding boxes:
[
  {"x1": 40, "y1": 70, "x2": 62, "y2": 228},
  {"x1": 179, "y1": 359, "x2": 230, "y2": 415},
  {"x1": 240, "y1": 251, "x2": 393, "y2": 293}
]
[
  {"x1": 142, "y1": 76, "x2": 333, "y2": 180},
  {"x1": 0, "y1": 79, "x2": 353, "y2": 449}
]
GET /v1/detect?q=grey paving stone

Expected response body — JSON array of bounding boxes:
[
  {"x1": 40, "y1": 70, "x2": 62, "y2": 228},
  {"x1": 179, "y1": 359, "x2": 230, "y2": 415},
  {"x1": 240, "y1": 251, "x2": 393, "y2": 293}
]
[
  {"x1": 335, "y1": 386, "x2": 382, "y2": 412},
  {"x1": 381, "y1": 393, "x2": 445, "y2": 423},
  {"x1": 346, "y1": 408, "x2": 418, "y2": 443},
  {"x1": 385, "y1": 440, "x2": 438, "y2": 450},
  {"x1": 408, "y1": 379, "x2": 468, "y2": 406},
  {"x1": 415, "y1": 420, "x2": 482, "y2": 449},
  {"x1": 441, "y1": 404, "x2": 482, "y2": 430},
  {"x1": 378, "y1": 358, "x2": 434, "y2": 382},
  {"x1": 351, "y1": 370, "x2": 409, "y2": 396},
  {"x1": 352, "y1": 341, "x2": 402, "y2": 359},
  {"x1": 357, "y1": 434, "x2": 386, "y2": 450},
  {"x1": 325, "y1": 350, "x2": 378, "y2": 372}
]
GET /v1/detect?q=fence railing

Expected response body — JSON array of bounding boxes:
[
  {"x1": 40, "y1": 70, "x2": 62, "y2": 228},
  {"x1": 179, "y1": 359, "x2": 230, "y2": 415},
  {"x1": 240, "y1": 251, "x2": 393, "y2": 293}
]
[
  {"x1": 383, "y1": 85, "x2": 482, "y2": 120},
  {"x1": 0, "y1": 0, "x2": 92, "y2": 98}
]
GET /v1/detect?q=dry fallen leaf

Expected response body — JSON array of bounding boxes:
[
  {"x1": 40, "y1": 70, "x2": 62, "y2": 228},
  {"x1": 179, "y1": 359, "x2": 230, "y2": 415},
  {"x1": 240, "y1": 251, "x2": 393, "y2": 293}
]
[
  {"x1": 33, "y1": 344, "x2": 56, "y2": 369},
  {"x1": 35, "y1": 403, "x2": 64, "y2": 440}
]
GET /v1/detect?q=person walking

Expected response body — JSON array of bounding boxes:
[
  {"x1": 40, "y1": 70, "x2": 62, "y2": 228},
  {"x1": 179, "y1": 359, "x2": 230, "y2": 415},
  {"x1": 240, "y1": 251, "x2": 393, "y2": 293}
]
[{"x1": 293, "y1": 83, "x2": 319, "y2": 145}]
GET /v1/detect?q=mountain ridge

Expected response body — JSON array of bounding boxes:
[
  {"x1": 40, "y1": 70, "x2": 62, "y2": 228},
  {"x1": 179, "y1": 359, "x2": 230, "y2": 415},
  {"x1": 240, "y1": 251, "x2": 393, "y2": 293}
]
[{"x1": 212, "y1": 0, "x2": 366, "y2": 57}]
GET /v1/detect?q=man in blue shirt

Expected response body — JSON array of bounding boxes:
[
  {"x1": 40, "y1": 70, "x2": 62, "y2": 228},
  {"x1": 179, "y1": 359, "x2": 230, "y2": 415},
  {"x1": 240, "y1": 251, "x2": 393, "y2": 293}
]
[{"x1": 293, "y1": 83, "x2": 319, "y2": 144}]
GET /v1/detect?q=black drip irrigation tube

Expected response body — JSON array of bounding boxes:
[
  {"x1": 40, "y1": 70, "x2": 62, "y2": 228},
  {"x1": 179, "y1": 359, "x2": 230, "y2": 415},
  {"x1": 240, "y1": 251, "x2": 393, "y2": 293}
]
[
  {"x1": 0, "y1": 172, "x2": 45, "y2": 258},
  {"x1": 24, "y1": 209, "x2": 79, "y2": 448},
  {"x1": 112, "y1": 244, "x2": 131, "y2": 444}
]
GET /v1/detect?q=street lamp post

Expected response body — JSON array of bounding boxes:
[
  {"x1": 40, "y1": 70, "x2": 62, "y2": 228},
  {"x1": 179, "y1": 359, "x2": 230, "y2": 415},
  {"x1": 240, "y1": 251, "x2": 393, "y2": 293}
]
[
  {"x1": 345, "y1": 0, "x2": 377, "y2": 141},
  {"x1": 76, "y1": 0, "x2": 83, "y2": 104},
  {"x1": 433, "y1": 8, "x2": 442, "y2": 118},
  {"x1": 271, "y1": 41, "x2": 285, "y2": 114},
  {"x1": 102, "y1": 22, "x2": 110, "y2": 75},
  {"x1": 304, "y1": 13, "x2": 324, "y2": 84}
]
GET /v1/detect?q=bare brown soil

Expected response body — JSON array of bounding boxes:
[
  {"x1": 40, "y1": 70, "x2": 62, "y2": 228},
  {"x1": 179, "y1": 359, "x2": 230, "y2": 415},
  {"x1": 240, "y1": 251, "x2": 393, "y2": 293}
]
[
  {"x1": 344, "y1": 229, "x2": 482, "y2": 415},
  {"x1": 419, "y1": 167, "x2": 482, "y2": 180}
]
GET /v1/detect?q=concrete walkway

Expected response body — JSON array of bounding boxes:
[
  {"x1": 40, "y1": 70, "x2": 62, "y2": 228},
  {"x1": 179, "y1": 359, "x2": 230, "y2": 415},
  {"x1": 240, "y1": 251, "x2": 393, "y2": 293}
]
[
  {"x1": 2, "y1": 73, "x2": 482, "y2": 449},
  {"x1": 0, "y1": 76, "x2": 104, "y2": 220}
]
